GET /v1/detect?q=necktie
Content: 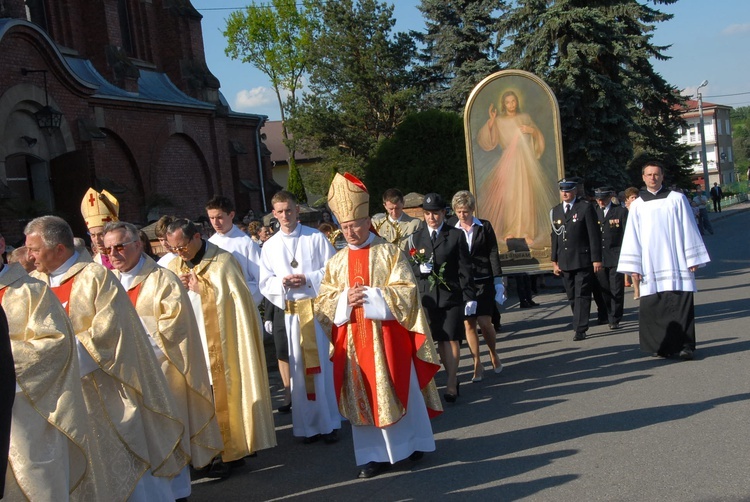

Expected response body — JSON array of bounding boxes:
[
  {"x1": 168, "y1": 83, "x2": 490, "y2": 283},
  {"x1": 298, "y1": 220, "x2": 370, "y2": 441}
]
[
  {"x1": 431, "y1": 231, "x2": 437, "y2": 244},
  {"x1": 564, "y1": 204, "x2": 570, "y2": 214}
]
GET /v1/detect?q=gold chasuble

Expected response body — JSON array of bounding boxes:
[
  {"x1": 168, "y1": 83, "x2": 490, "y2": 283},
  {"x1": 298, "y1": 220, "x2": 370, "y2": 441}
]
[
  {"x1": 32, "y1": 253, "x2": 186, "y2": 502},
  {"x1": 316, "y1": 238, "x2": 442, "y2": 427},
  {"x1": 0, "y1": 264, "x2": 93, "y2": 501},
  {"x1": 114, "y1": 256, "x2": 224, "y2": 469},
  {"x1": 167, "y1": 241, "x2": 276, "y2": 461}
]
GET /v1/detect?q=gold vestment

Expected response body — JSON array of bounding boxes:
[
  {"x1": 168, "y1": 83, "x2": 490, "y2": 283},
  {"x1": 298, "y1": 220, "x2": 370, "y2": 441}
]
[
  {"x1": 315, "y1": 238, "x2": 442, "y2": 427},
  {"x1": 1, "y1": 264, "x2": 92, "y2": 501},
  {"x1": 114, "y1": 256, "x2": 223, "y2": 468},
  {"x1": 32, "y1": 253, "x2": 186, "y2": 501},
  {"x1": 167, "y1": 241, "x2": 276, "y2": 460}
]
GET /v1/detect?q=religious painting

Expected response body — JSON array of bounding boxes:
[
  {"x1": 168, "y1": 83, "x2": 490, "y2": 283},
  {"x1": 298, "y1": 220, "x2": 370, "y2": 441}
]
[{"x1": 464, "y1": 70, "x2": 564, "y2": 273}]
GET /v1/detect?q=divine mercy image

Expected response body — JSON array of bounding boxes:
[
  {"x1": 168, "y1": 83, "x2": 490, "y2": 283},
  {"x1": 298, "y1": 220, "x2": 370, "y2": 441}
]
[{"x1": 465, "y1": 70, "x2": 564, "y2": 271}]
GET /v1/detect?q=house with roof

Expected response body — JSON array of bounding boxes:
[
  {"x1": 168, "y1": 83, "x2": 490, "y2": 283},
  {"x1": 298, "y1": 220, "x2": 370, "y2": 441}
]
[
  {"x1": 678, "y1": 99, "x2": 735, "y2": 187},
  {"x1": 0, "y1": 0, "x2": 275, "y2": 242}
]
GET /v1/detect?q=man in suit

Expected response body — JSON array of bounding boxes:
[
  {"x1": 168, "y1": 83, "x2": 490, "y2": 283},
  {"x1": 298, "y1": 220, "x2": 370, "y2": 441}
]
[
  {"x1": 409, "y1": 193, "x2": 476, "y2": 402},
  {"x1": 550, "y1": 179, "x2": 602, "y2": 341},
  {"x1": 593, "y1": 187, "x2": 628, "y2": 330},
  {"x1": 710, "y1": 182, "x2": 722, "y2": 213}
]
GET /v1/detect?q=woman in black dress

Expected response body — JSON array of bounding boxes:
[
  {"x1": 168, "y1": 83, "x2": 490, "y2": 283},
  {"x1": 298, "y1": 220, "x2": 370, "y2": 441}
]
[
  {"x1": 450, "y1": 190, "x2": 504, "y2": 382},
  {"x1": 409, "y1": 193, "x2": 475, "y2": 402}
]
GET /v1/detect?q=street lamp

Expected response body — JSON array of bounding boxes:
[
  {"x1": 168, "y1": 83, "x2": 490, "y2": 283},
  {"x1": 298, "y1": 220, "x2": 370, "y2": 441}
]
[
  {"x1": 697, "y1": 80, "x2": 709, "y2": 196},
  {"x1": 21, "y1": 68, "x2": 63, "y2": 133}
]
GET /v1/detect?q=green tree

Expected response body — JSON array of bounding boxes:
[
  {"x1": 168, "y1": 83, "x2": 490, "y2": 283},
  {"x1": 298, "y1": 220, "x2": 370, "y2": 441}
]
[
  {"x1": 501, "y1": 0, "x2": 686, "y2": 190},
  {"x1": 289, "y1": 0, "x2": 420, "y2": 180},
  {"x1": 414, "y1": 0, "x2": 505, "y2": 114},
  {"x1": 731, "y1": 106, "x2": 750, "y2": 181},
  {"x1": 223, "y1": 0, "x2": 317, "y2": 202},
  {"x1": 365, "y1": 109, "x2": 468, "y2": 211}
]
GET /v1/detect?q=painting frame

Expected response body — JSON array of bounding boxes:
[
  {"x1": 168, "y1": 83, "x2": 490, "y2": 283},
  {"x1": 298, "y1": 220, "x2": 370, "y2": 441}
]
[{"x1": 464, "y1": 70, "x2": 565, "y2": 274}]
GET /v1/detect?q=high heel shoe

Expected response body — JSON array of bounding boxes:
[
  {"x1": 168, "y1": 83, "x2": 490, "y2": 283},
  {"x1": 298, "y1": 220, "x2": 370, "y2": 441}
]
[
  {"x1": 444, "y1": 381, "x2": 460, "y2": 403},
  {"x1": 471, "y1": 367, "x2": 484, "y2": 383}
]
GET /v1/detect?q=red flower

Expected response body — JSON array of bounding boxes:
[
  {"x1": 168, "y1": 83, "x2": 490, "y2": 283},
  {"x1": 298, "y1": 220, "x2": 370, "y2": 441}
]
[{"x1": 409, "y1": 248, "x2": 417, "y2": 257}]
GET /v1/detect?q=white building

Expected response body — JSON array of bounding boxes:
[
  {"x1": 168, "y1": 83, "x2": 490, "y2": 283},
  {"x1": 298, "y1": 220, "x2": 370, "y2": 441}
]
[{"x1": 678, "y1": 99, "x2": 735, "y2": 187}]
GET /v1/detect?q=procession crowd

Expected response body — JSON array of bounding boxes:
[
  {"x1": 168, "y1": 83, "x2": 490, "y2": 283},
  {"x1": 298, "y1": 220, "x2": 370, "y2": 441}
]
[{"x1": 0, "y1": 160, "x2": 710, "y2": 501}]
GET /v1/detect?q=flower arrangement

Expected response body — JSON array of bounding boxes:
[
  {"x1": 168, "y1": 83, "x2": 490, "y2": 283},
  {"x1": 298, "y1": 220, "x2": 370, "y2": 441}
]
[{"x1": 409, "y1": 248, "x2": 449, "y2": 291}]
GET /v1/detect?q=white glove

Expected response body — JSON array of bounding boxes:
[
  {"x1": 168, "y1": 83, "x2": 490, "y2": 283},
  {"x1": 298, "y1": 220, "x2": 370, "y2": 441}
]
[
  {"x1": 264, "y1": 320, "x2": 274, "y2": 334},
  {"x1": 495, "y1": 283, "x2": 506, "y2": 305},
  {"x1": 419, "y1": 263, "x2": 433, "y2": 275},
  {"x1": 464, "y1": 301, "x2": 477, "y2": 316}
]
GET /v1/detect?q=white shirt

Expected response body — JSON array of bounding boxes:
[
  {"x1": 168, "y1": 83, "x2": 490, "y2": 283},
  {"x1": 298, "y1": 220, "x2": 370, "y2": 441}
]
[{"x1": 209, "y1": 225, "x2": 263, "y2": 305}]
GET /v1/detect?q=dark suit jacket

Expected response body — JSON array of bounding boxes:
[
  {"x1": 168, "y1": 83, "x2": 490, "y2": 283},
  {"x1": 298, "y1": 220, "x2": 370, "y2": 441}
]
[
  {"x1": 550, "y1": 198, "x2": 602, "y2": 271},
  {"x1": 446, "y1": 217, "x2": 503, "y2": 280},
  {"x1": 595, "y1": 203, "x2": 628, "y2": 268},
  {"x1": 409, "y1": 224, "x2": 476, "y2": 310},
  {"x1": 0, "y1": 306, "x2": 14, "y2": 499}
]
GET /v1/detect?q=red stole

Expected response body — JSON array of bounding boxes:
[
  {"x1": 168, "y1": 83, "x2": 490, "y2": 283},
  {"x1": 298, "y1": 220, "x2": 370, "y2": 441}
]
[
  {"x1": 0, "y1": 287, "x2": 6, "y2": 303},
  {"x1": 125, "y1": 283, "x2": 143, "y2": 307},
  {"x1": 50, "y1": 278, "x2": 75, "y2": 314}
]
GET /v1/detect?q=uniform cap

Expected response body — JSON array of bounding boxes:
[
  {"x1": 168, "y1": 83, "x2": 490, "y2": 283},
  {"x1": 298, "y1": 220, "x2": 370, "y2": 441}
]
[{"x1": 422, "y1": 193, "x2": 446, "y2": 211}]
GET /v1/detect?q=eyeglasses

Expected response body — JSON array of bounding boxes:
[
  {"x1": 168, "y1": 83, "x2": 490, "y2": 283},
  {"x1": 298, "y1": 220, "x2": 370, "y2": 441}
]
[
  {"x1": 100, "y1": 240, "x2": 137, "y2": 255},
  {"x1": 169, "y1": 242, "x2": 192, "y2": 253}
]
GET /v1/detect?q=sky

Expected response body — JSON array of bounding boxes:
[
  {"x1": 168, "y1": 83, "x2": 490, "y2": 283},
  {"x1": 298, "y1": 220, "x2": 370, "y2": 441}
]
[{"x1": 191, "y1": 0, "x2": 750, "y2": 121}]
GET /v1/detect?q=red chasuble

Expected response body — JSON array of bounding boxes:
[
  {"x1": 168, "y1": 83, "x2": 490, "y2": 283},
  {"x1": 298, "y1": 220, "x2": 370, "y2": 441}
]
[{"x1": 50, "y1": 278, "x2": 75, "y2": 314}]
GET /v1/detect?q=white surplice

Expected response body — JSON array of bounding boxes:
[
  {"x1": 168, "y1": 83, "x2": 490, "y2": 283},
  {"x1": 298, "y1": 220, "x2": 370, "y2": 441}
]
[
  {"x1": 209, "y1": 225, "x2": 263, "y2": 306},
  {"x1": 259, "y1": 225, "x2": 341, "y2": 438}
]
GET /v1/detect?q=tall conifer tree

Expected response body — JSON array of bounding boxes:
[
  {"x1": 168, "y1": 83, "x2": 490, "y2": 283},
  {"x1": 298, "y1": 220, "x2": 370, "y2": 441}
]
[
  {"x1": 415, "y1": 0, "x2": 505, "y2": 114},
  {"x1": 501, "y1": 0, "x2": 687, "y2": 188}
]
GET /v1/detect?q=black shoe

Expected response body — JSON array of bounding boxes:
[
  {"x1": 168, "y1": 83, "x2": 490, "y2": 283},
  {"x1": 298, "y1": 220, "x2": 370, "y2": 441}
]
[
  {"x1": 519, "y1": 301, "x2": 532, "y2": 309},
  {"x1": 608, "y1": 323, "x2": 620, "y2": 330},
  {"x1": 303, "y1": 434, "x2": 321, "y2": 444},
  {"x1": 357, "y1": 461, "x2": 391, "y2": 479},
  {"x1": 679, "y1": 348, "x2": 694, "y2": 361},
  {"x1": 193, "y1": 457, "x2": 231, "y2": 479},
  {"x1": 409, "y1": 451, "x2": 424, "y2": 462},
  {"x1": 225, "y1": 458, "x2": 246, "y2": 469},
  {"x1": 278, "y1": 402, "x2": 292, "y2": 413},
  {"x1": 528, "y1": 300, "x2": 540, "y2": 306},
  {"x1": 444, "y1": 391, "x2": 457, "y2": 403},
  {"x1": 597, "y1": 317, "x2": 608, "y2": 326},
  {"x1": 573, "y1": 331, "x2": 587, "y2": 341},
  {"x1": 323, "y1": 430, "x2": 339, "y2": 444}
]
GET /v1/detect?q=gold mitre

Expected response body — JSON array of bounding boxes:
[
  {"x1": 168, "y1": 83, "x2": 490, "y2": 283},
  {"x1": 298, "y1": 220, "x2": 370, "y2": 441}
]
[
  {"x1": 80, "y1": 187, "x2": 120, "y2": 229},
  {"x1": 327, "y1": 173, "x2": 369, "y2": 223}
]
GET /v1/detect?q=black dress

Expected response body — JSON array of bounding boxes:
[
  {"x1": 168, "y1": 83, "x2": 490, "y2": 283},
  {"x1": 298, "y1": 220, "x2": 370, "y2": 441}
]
[{"x1": 409, "y1": 224, "x2": 475, "y2": 341}]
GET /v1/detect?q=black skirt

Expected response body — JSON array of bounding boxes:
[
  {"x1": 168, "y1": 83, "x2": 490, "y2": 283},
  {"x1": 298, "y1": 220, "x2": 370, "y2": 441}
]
[{"x1": 423, "y1": 304, "x2": 465, "y2": 342}]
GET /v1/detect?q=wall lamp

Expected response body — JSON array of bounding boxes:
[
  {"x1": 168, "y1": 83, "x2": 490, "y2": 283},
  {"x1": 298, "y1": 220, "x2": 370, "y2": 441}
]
[{"x1": 21, "y1": 68, "x2": 63, "y2": 132}]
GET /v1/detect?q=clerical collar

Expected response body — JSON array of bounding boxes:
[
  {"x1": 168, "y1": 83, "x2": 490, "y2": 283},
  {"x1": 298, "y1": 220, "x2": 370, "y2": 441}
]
[
  {"x1": 348, "y1": 232, "x2": 375, "y2": 250},
  {"x1": 186, "y1": 240, "x2": 207, "y2": 268},
  {"x1": 119, "y1": 255, "x2": 146, "y2": 287},
  {"x1": 646, "y1": 186, "x2": 663, "y2": 196},
  {"x1": 50, "y1": 251, "x2": 80, "y2": 280}
]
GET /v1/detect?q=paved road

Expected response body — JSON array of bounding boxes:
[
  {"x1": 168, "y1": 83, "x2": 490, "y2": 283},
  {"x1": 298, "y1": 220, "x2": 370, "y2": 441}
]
[{"x1": 192, "y1": 202, "x2": 750, "y2": 502}]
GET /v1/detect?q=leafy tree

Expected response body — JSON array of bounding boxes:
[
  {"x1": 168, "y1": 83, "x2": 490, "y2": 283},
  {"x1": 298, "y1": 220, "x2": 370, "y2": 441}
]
[
  {"x1": 286, "y1": 162, "x2": 307, "y2": 203},
  {"x1": 365, "y1": 109, "x2": 468, "y2": 211},
  {"x1": 500, "y1": 0, "x2": 687, "y2": 190},
  {"x1": 288, "y1": 0, "x2": 420, "y2": 178},
  {"x1": 731, "y1": 106, "x2": 750, "y2": 180},
  {"x1": 223, "y1": 0, "x2": 317, "y2": 201},
  {"x1": 414, "y1": 0, "x2": 505, "y2": 114}
]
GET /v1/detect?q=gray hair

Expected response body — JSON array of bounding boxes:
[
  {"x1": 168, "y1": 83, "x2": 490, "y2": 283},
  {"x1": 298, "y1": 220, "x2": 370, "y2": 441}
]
[
  {"x1": 451, "y1": 190, "x2": 476, "y2": 212},
  {"x1": 103, "y1": 221, "x2": 140, "y2": 241},
  {"x1": 24, "y1": 216, "x2": 74, "y2": 249}
]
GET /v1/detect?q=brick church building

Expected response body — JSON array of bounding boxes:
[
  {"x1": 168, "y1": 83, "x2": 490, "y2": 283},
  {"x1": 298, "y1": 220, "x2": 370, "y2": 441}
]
[{"x1": 0, "y1": 0, "x2": 276, "y2": 242}]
